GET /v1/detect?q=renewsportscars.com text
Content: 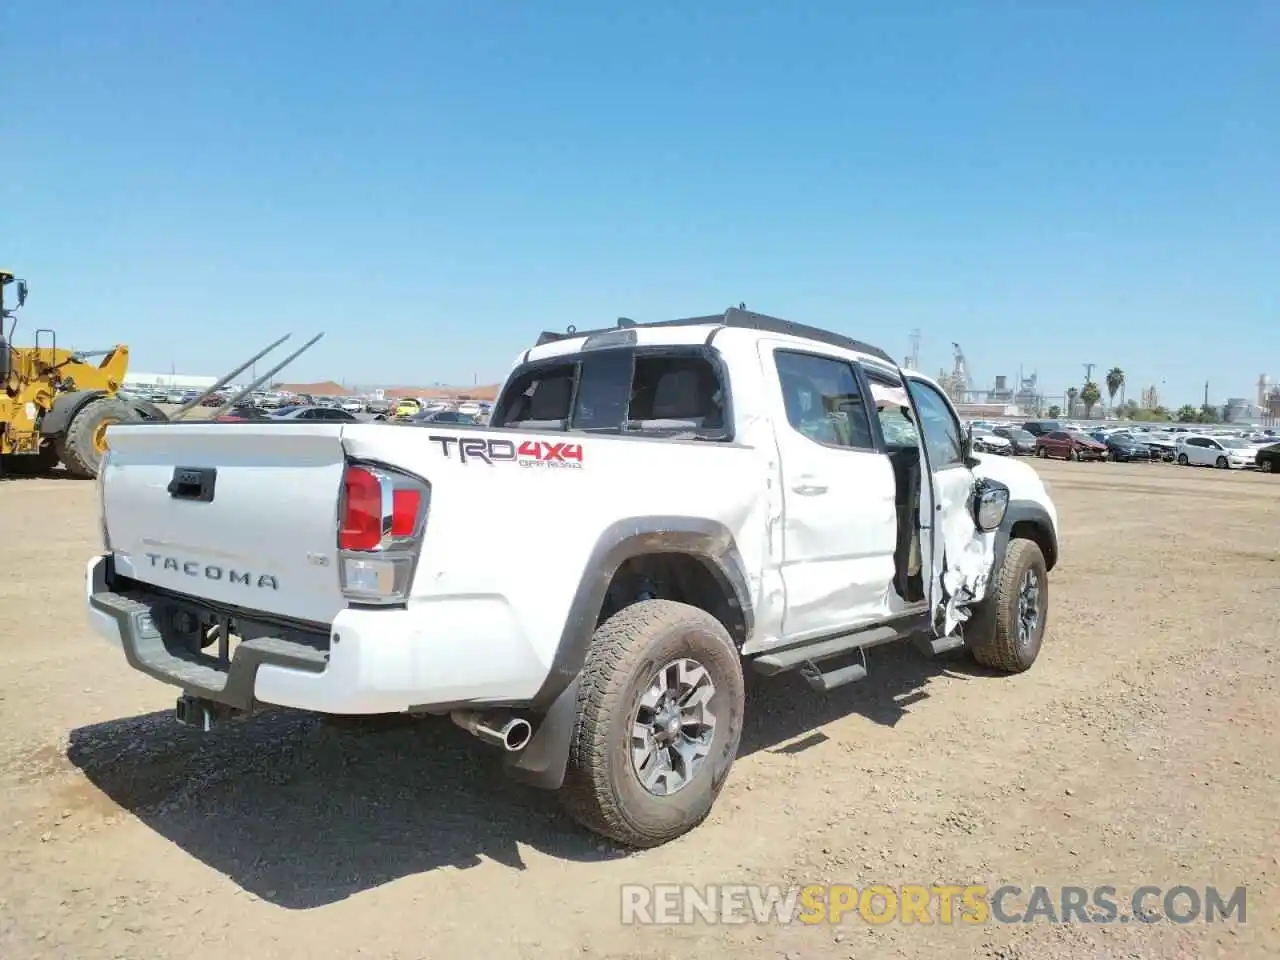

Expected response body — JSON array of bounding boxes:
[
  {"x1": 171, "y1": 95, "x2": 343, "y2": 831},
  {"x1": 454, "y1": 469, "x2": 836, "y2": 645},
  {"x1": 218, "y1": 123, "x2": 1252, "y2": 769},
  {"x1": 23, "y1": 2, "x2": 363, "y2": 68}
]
[{"x1": 621, "y1": 883, "x2": 1247, "y2": 926}]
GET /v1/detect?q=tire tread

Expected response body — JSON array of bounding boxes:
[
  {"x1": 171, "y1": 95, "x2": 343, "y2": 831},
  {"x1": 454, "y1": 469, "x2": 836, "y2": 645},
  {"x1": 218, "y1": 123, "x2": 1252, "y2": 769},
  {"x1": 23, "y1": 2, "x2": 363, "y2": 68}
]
[{"x1": 559, "y1": 599, "x2": 739, "y2": 848}]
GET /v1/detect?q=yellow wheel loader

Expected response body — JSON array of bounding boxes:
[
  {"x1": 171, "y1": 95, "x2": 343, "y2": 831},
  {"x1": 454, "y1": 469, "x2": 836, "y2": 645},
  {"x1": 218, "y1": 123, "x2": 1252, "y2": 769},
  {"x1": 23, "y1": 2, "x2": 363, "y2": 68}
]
[{"x1": 1, "y1": 270, "x2": 322, "y2": 479}]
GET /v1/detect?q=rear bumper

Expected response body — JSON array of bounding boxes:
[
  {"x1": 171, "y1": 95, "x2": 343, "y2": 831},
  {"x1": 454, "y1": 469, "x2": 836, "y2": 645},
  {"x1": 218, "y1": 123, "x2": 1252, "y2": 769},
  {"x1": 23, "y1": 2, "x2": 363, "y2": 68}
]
[{"x1": 85, "y1": 554, "x2": 551, "y2": 715}]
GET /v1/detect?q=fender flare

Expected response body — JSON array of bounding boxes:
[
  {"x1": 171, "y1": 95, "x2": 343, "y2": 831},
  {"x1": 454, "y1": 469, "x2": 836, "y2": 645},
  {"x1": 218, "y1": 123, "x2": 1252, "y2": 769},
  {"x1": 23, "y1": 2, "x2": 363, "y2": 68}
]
[
  {"x1": 505, "y1": 516, "x2": 753, "y2": 790},
  {"x1": 40, "y1": 390, "x2": 108, "y2": 436},
  {"x1": 995, "y1": 499, "x2": 1059, "y2": 575},
  {"x1": 41, "y1": 391, "x2": 169, "y2": 436}
]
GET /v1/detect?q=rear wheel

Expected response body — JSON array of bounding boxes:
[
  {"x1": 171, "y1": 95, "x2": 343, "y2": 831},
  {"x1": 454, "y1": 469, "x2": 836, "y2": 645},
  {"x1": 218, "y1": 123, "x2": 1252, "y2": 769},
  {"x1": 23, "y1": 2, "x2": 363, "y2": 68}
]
[
  {"x1": 965, "y1": 539, "x2": 1049, "y2": 673},
  {"x1": 559, "y1": 599, "x2": 744, "y2": 848},
  {"x1": 57, "y1": 396, "x2": 144, "y2": 479}
]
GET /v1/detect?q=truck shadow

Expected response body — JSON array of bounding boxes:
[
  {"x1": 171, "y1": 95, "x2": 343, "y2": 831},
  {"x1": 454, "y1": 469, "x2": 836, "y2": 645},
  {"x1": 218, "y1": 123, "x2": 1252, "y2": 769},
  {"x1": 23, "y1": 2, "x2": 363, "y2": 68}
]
[{"x1": 65, "y1": 643, "x2": 992, "y2": 909}]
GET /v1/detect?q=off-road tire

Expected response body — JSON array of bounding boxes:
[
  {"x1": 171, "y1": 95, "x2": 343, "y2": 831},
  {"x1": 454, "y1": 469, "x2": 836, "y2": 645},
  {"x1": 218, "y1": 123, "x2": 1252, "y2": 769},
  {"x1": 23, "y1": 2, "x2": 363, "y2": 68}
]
[
  {"x1": 558, "y1": 599, "x2": 745, "y2": 848},
  {"x1": 57, "y1": 396, "x2": 143, "y2": 479},
  {"x1": 964, "y1": 539, "x2": 1049, "y2": 673}
]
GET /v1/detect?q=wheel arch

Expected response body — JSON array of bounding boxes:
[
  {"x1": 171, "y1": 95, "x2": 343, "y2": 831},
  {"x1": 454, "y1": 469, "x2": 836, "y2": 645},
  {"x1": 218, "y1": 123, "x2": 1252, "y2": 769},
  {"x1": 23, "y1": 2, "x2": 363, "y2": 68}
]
[
  {"x1": 40, "y1": 390, "x2": 108, "y2": 436},
  {"x1": 534, "y1": 516, "x2": 752, "y2": 709},
  {"x1": 504, "y1": 516, "x2": 752, "y2": 791},
  {"x1": 996, "y1": 500, "x2": 1059, "y2": 574}
]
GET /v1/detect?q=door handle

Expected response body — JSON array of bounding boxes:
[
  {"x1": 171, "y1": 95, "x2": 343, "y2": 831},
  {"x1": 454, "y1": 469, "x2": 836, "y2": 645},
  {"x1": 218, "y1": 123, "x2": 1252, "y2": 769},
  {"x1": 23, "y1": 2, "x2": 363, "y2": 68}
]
[{"x1": 791, "y1": 479, "x2": 828, "y2": 495}]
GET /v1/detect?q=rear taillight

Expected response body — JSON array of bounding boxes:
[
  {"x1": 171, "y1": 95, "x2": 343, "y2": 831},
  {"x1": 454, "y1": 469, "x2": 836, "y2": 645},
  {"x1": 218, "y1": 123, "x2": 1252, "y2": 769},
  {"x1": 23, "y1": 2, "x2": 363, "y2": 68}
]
[{"x1": 337, "y1": 462, "x2": 430, "y2": 604}]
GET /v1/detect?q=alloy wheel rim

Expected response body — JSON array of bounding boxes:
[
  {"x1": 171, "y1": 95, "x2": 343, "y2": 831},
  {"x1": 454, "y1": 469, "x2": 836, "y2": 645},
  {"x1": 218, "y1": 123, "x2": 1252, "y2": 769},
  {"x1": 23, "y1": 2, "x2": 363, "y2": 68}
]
[
  {"x1": 630, "y1": 658, "x2": 717, "y2": 797},
  {"x1": 1017, "y1": 569, "x2": 1041, "y2": 648}
]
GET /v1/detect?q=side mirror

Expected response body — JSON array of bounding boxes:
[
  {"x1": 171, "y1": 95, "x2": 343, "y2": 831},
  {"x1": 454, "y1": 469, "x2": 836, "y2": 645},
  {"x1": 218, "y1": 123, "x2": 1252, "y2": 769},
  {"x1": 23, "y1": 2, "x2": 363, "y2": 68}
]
[
  {"x1": 16, "y1": 280, "x2": 28, "y2": 307},
  {"x1": 971, "y1": 478, "x2": 1010, "y2": 532}
]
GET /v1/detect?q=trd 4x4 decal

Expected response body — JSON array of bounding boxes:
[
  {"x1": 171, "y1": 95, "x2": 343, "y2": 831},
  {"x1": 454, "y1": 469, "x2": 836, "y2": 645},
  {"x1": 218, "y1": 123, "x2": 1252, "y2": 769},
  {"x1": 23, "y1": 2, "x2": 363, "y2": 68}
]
[{"x1": 428, "y1": 435, "x2": 584, "y2": 468}]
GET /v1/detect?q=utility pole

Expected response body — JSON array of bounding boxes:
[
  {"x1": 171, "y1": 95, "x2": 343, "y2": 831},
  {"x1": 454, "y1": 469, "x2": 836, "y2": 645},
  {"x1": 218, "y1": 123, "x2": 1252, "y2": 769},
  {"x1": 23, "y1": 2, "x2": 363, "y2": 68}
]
[
  {"x1": 1083, "y1": 362, "x2": 1095, "y2": 383},
  {"x1": 1204, "y1": 380, "x2": 1209, "y2": 409}
]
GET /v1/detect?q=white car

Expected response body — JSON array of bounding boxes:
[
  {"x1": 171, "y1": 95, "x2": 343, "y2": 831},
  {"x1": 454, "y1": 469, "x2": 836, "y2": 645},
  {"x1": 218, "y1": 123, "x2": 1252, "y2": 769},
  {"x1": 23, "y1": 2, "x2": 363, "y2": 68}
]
[
  {"x1": 970, "y1": 426, "x2": 1012, "y2": 455},
  {"x1": 86, "y1": 307, "x2": 1060, "y2": 848},
  {"x1": 340, "y1": 398, "x2": 365, "y2": 413},
  {"x1": 1175, "y1": 435, "x2": 1257, "y2": 469}
]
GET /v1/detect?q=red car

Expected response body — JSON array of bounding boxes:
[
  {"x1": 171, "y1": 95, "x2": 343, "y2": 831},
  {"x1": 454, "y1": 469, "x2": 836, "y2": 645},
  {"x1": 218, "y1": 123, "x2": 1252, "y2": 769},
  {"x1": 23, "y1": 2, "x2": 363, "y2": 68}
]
[{"x1": 1036, "y1": 430, "x2": 1107, "y2": 461}]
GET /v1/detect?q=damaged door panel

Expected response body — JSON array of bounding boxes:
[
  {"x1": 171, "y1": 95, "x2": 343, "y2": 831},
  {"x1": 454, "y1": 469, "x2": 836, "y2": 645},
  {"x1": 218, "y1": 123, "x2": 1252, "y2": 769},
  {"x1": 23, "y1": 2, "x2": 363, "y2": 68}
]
[{"x1": 903, "y1": 377, "x2": 993, "y2": 636}]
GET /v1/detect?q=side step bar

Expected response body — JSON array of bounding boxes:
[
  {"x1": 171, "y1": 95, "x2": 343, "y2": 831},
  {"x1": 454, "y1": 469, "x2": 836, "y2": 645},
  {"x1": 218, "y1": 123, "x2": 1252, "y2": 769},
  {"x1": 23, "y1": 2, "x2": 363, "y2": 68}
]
[
  {"x1": 751, "y1": 625, "x2": 899, "y2": 677},
  {"x1": 748, "y1": 612, "x2": 962, "y2": 694}
]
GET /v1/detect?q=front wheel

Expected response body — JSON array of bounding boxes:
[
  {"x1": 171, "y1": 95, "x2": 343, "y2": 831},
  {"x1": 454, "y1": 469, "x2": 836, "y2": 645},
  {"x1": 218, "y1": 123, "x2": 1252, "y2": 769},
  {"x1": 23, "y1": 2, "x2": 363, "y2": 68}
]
[
  {"x1": 1261, "y1": 459, "x2": 1275, "y2": 474},
  {"x1": 964, "y1": 539, "x2": 1049, "y2": 673},
  {"x1": 1216, "y1": 456, "x2": 1229, "y2": 469},
  {"x1": 1067, "y1": 447, "x2": 1079, "y2": 461},
  {"x1": 1177, "y1": 453, "x2": 1189, "y2": 466},
  {"x1": 559, "y1": 599, "x2": 745, "y2": 848}
]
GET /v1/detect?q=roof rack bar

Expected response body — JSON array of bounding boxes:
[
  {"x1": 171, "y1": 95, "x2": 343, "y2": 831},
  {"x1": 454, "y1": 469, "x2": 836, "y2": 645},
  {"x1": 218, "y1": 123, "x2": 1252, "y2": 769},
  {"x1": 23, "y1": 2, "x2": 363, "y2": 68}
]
[{"x1": 532, "y1": 308, "x2": 892, "y2": 362}]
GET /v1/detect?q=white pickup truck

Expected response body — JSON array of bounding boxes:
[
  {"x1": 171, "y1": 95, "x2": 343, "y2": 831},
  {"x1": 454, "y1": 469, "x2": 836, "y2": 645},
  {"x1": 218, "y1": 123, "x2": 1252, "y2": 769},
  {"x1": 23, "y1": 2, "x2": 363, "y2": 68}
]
[{"x1": 87, "y1": 308, "x2": 1059, "y2": 848}]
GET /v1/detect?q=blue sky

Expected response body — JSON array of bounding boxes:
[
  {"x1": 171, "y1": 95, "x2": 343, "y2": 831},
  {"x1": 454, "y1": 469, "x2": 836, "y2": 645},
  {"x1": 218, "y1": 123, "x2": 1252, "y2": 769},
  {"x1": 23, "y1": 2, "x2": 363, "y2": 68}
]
[{"x1": 4, "y1": 1, "x2": 1277, "y2": 405}]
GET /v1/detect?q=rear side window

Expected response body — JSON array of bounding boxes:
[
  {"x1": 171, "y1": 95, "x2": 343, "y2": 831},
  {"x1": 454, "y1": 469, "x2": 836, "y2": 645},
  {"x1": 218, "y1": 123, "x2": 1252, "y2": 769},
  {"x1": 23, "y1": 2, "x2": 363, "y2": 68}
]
[
  {"x1": 491, "y1": 349, "x2": 729, "y2": 437},
  {"x1": 493, "y1": 361, "x2": 577, "y2": 428},
  {"x1": 627, "y1": 355, "x2": 726, "y2": 431}
]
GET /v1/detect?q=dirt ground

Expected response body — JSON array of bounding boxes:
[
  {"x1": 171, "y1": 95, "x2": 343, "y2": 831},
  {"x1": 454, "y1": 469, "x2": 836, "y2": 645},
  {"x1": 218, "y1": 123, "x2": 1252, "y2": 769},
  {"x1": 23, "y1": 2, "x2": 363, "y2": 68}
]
[{"x1": 1, "y1": 459, "x2": 1277, "y2": 959}]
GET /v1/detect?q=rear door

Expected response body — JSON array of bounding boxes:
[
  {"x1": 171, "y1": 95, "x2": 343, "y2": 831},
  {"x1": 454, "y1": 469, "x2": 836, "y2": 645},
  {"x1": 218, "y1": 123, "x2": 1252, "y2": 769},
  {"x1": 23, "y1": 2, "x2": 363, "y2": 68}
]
[
  {"x1": 102, "y1": 422, "x2": 350, "y2": 623},
  {"x1": 904, "y1": 378, "x2": 994, "y2": 636},
  {"x1": 757, "y1": 341, "x2": 898, "y2": 640}
]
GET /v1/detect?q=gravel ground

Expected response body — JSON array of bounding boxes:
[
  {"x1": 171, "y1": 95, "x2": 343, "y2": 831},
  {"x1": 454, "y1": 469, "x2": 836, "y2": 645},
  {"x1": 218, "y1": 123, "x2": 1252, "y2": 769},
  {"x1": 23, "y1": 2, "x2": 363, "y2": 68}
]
[{"x1": 0, "y1": 458, "x2": 1277, "y2": 959}]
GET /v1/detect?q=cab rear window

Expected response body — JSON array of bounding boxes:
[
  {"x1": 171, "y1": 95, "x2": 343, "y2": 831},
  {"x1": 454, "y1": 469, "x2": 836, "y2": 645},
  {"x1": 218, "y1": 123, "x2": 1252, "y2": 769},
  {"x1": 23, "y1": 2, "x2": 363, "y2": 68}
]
[{"x1": 491, "y1": 348, "x2": 731, "y2": 438}]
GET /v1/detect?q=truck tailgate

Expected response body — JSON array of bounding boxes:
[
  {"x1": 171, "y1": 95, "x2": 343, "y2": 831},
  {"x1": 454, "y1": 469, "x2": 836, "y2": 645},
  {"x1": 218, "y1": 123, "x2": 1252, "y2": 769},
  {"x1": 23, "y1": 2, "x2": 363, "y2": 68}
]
[{"x1": 102, "y1": 422, "x2": 349, "y2": 624}]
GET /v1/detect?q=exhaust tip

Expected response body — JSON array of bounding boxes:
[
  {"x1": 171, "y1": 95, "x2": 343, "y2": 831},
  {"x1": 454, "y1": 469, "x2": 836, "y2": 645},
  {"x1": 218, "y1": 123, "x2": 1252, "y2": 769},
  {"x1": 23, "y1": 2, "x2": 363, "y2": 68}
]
[{"x1": 503, "y1": 718, "x2": 533, "y2": 752}]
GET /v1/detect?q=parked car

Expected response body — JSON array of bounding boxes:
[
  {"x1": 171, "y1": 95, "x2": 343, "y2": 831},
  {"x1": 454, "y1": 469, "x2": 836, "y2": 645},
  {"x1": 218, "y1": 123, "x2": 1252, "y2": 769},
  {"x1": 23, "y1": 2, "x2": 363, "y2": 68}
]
[
  {"x1": 1255, "y1": 442, "x2": 1280, "y2": 474},
  {"x1": 1176, "y1": 435, "x2": 1257, "y2": 469},
  {"x1": 1021, "y1": 420, "x2": 1062, "y2": 438},
  {"x1": 992, "y1": 426, "x2": 1037, "y2": 455},
  {"x1": 215, "y1": 404, "x2": 273, "y2": 422},
  {"x1": 340, "y1": 398, "x2": 365, "y2": 414},
  {"x1": 969, "y1": 426, "x2": 1012, "y2": 455},
  {"x1": 268, "y1": 405, "x2": 360, "y2": 422},
  {"x1": 88, "y1": 306, "x2": 1060, "y2": 849},
  {"x1": 1036, "y1": 430, "x2": 1107, "y2": 461},
  {"x1": 409, "y1": 409, "x2": 477, "y2": 425},
  {"x1": 1143, "y1": 433, "x2": 1178, "y2": 461},
  {"x1": 392, "y1": 397, "x2": 423, "y2": 419},
  {"x1": 1105, "y1": 434, "x2": 1160, "y2": 462}
]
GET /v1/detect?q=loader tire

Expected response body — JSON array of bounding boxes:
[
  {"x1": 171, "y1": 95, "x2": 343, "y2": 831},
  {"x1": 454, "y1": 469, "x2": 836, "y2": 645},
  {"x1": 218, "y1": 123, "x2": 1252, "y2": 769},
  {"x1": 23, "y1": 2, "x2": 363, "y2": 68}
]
[
  {"x1": 58, "y1": 396, "x2": 142, "y2": 479},
  {"x1": 558, "y1": 599, "x2": 744, "y2": 848}
]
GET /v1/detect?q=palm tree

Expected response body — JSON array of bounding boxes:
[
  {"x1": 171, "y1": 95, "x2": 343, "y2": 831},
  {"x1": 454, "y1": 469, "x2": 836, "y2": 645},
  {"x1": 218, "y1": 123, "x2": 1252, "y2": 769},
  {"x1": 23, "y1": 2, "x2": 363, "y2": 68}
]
[
  {"x1": 1066, "y1": 387, "x2": 1079, "y2": 417},
  {"x1": 1105, "y1": 367, "x2": 1125, "y2": 411},
  {"x1": 1081, "y1": 381, "x2": 1102, "y2": 419}
]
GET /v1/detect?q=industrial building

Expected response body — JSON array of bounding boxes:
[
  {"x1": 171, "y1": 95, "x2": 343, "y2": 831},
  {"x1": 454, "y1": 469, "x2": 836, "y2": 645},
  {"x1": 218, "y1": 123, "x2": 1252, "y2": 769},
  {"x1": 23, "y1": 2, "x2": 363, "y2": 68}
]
[{"x1": 123, "y1": 372, "x2": 218, "y2": 391}]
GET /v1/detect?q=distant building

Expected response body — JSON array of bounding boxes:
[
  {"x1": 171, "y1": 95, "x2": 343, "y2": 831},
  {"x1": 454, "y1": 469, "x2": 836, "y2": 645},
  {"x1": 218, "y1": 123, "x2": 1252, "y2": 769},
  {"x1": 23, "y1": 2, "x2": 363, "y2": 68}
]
[
  {"x1": 124, "y1": 372, "x2": 217, "y2": 391},
  {"x1": 271, "y1": 380, "x2": 351, "y2": 397},
  {"x1": 1223, "y1": 398, "x2": 1253, "y2": 423}
]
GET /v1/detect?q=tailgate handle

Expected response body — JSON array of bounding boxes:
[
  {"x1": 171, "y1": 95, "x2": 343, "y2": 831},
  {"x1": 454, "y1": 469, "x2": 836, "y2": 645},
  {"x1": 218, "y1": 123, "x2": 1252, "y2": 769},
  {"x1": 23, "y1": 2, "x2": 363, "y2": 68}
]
[{"x1": 168, "y1": 466, "x2": 217, "y2": 502}]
